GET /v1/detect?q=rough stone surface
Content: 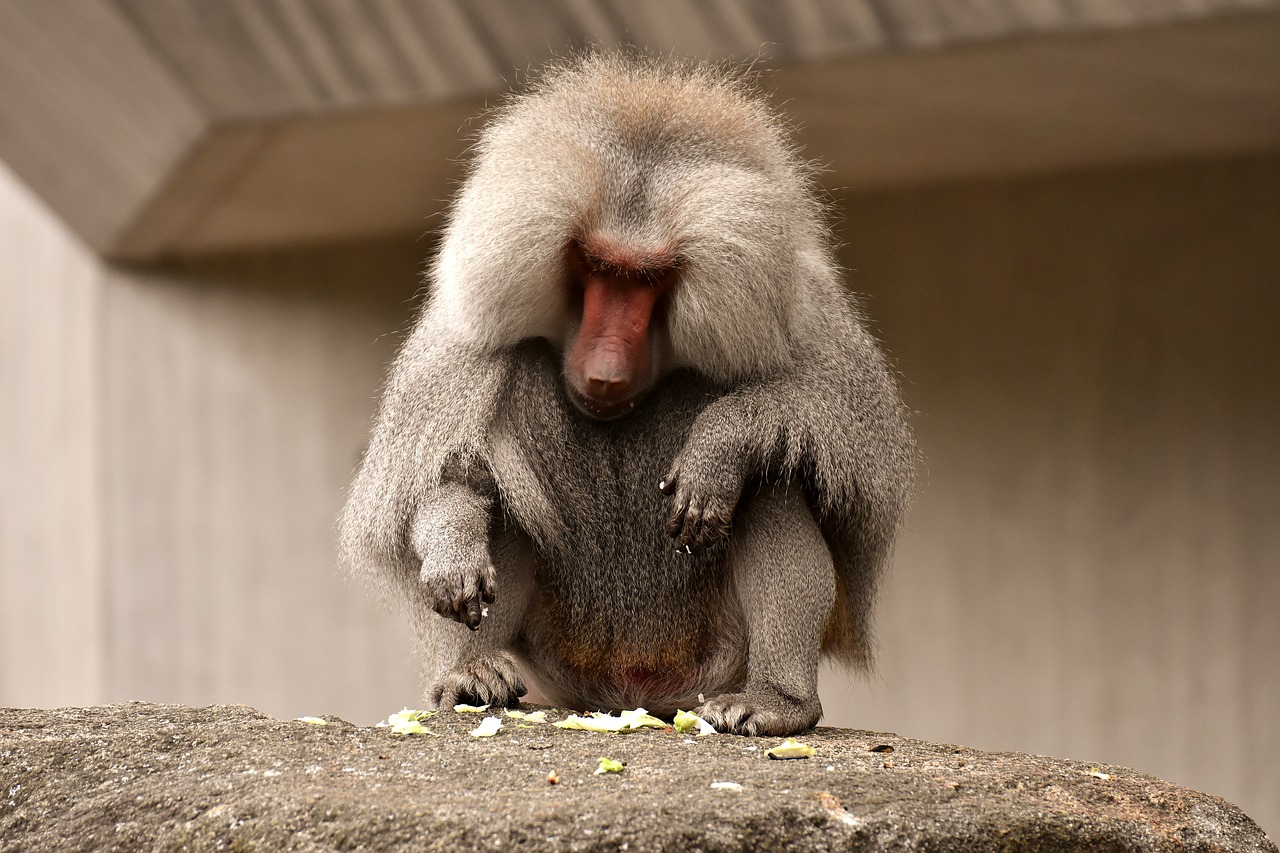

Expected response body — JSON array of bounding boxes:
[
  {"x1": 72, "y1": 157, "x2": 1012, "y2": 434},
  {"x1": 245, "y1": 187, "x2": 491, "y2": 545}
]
[{"x1": 1, "y1": 703, "x2": 1273, "y2": 852}]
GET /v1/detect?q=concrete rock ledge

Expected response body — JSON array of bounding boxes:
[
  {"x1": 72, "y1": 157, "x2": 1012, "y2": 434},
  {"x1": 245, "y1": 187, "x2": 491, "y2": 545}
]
[{"x1": 1, "y1": 703, "x2": 1273, "y2": 852}]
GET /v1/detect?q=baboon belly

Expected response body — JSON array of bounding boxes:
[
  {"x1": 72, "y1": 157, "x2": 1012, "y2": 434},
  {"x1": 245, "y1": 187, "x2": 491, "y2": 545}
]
[{"x1": 496, "y1": 343, "x2": 745, "y2": 703}]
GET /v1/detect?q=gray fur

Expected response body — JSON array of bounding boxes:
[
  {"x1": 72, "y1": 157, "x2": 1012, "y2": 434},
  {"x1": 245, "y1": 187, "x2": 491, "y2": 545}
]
[{"x1": 339, "y1": 53, "x2": 915, "y2": 735}]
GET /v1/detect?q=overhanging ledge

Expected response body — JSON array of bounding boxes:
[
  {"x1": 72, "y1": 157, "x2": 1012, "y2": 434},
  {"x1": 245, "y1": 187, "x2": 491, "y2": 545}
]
[{"x1": 0, "y1": 1, "x2": 1277, "y2": 262}]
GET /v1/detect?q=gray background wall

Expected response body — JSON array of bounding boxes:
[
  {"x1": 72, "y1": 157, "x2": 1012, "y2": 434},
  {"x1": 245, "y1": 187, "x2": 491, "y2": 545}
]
[{"x1": 825, "y1": 153, "x2": 1279, "y2": 830}]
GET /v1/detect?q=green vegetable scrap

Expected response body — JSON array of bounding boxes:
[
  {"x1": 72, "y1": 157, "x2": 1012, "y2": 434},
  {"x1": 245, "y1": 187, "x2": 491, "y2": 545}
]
[
  {"x1": 673, "y1": 709, "x2": 717, "y2": 736},
  {"x1": 470, "y1": 716, "x2": 503, "y2": 738},
  {"x1": 392, "y1": 719, "x2": 433, "y2": 735},
  {"x1": 765, "y1": 739, "x2": 816, "y2": 760},
  {"x1": 594, "y1": 757, "x2": 625, "y2": 775},
  {"x1": 378, "y1": 708, "x2": 438, "y2": 736},
  {"x1": 554, "y1": 708, "x2": 667, "y2": 733},
  {"x1": 504, "y1": 709, "x2": 548, "y2": 723}
]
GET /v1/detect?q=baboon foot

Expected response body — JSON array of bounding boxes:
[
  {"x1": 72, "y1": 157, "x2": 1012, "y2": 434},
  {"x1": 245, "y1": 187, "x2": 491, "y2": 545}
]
[
  {"x1": 426, "y1": 652, "x2": 526, "y2": 709},
  {"x1": 698, "y1": 688, "x2": 821, "y2": 737}
]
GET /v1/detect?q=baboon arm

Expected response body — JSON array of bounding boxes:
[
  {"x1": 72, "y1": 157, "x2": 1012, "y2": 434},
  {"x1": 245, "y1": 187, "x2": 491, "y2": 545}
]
[
  {"x1": 339, "y1": 315, "x2": 510, "y2": 584},
  {"x1": 684, "y1": 292, "x2": 912, "y2": 516},
  {"x1": 673, "y1": 293, "x2": 915, "y2": 663}
]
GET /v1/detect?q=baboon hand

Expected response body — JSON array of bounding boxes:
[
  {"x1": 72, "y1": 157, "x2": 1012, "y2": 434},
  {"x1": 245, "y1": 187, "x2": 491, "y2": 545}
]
[
  {"x1": 661, "y1": 431, "x2": 752, "y2": 554},
  {"x1": 418, "y1": 548, "x2": 497, "y2": 631}
]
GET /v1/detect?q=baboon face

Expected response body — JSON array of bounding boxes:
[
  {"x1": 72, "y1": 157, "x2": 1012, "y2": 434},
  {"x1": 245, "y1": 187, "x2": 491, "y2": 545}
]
[{"x1": 562, "y1": 232, "x2": 681, "y2": 420}]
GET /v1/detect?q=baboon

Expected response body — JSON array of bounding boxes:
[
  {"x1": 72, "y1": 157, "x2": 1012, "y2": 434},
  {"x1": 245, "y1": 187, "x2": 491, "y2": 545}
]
[{"x1": 340, "y1": 53, "x2": 914, "y2": 736}]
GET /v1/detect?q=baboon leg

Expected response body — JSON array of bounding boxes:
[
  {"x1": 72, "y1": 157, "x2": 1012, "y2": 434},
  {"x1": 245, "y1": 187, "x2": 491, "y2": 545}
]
[
  {"x1": 699, "y1": 482, "x2": 834, "y2": 736},
  {"x1": 416, "y1": 526, "x2": 535, "y2": 709}
]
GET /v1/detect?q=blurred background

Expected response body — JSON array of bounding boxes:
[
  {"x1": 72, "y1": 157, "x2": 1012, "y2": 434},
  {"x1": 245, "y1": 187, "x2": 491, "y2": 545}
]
[{"x1": 1, "y1": 0, "x2": 1277, "y2": 835}]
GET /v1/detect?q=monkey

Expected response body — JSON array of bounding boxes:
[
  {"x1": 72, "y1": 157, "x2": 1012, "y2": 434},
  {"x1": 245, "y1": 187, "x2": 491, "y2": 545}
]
[{"x1": 339, "y1": 53, "x2": 915, "y2": 736}]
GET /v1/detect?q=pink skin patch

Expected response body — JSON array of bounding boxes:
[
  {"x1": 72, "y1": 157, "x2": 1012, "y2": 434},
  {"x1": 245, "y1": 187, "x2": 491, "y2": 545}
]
[{"x1": 565, "y1": 236, "x2": 680, "y2": 419}]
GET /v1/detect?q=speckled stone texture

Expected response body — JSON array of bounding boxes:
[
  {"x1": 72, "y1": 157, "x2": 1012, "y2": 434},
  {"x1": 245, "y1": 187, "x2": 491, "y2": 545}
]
[{"x1": 1, "y1": 703, "x2": 1273, "y2": 852}]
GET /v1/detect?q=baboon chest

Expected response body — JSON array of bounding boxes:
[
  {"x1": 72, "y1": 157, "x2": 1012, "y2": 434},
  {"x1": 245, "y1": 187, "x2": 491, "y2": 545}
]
[{"x1": 495, "y1": 343, "x2": 733, "y2": 643}]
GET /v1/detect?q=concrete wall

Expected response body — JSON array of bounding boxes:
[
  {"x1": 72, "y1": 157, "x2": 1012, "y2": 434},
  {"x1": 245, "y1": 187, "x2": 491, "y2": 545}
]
[
  {"x1": 0, "y1": 161, "x2": 420, "y2": 716},
  {"x1": 2, "y1": 153, "x2": 1276, "y2": 831},
  {"x1": 97, "y1": 246, "x2": 422, "y2": 718},
  {"x1": 822, "y1": 152, "x2": 1280, "y2": 833},
  {"x1": 0, "y1": 163, "x2": 105, "y2": 706}
]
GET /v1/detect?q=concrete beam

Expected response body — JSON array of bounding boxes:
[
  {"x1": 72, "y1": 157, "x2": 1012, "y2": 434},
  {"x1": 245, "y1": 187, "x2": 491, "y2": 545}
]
[{"x1": 1, "y1": 1, "x2": 1277, "y2": 260}]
